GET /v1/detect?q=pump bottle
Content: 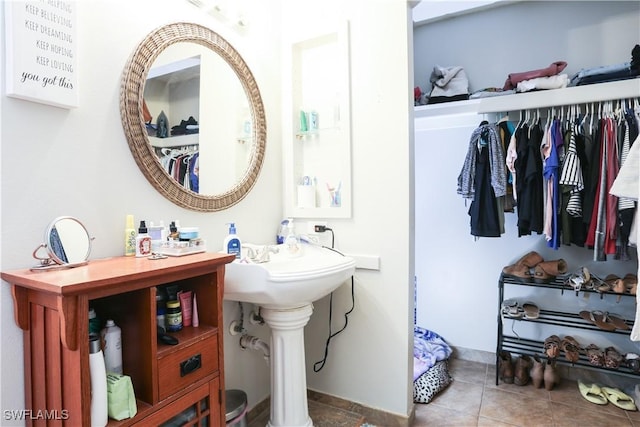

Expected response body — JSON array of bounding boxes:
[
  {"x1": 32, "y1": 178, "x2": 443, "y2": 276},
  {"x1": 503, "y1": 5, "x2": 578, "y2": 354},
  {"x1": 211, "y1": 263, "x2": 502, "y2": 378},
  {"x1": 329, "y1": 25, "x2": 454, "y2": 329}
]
[
  {"x1": 284, "y1": 218, "x2": 302, "y2": 257},
  {"x1": 223, "y1": 223, "x2": 242, "y2": 259}
]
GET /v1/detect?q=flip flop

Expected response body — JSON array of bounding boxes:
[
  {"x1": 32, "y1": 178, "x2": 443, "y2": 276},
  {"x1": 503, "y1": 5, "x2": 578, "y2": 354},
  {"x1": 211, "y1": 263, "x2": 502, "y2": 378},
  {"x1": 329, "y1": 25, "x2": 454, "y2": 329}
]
[
  {"x1": 522, "y1": 301, "x2": 539, "y2": 319},
  {"x1": 578, "y1": 380, "x2": 608, "y2": 405},
  {"x1": 601, "y1": 387, "x2": 637, "y2": 411}
]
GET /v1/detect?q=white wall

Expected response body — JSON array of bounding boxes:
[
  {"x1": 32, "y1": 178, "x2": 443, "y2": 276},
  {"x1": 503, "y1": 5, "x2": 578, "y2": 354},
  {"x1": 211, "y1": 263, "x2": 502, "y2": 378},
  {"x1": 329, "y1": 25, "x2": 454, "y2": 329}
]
[
  {"x1": 281, "y1": 0, "x2": 414, "y2": 417},
  {"x1": 1, "y1": 0, "x2": 415, "y2": 421}
]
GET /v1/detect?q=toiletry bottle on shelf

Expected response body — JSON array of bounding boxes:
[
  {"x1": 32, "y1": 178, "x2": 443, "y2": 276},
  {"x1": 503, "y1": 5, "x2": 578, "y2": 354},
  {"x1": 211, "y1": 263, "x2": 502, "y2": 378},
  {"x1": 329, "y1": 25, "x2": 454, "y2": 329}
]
[
  {"x1": 284, "y1": 218, "x2": 302, "y2": 257},
  {"x1": 168, "y1": 221, "x2": 179, "y2": 241},
  {"x1": 101, "y1": 319, "x2": 123, "y2": 374},
  {"x1": 223, "y1": 223, "x2": 242, "y2": 260},
  {"x1": 89, "y1": 335, "x2": 108, "y2": 427},
  {"x1": 135, "y1": 221, "x2": 152, "y2": 257},
  {"x1": 89, "y1": 307, "x2": 101, "y2": 335},
  {"x1": 124, "y1": 215, "x2": 136, "y2": 256}
]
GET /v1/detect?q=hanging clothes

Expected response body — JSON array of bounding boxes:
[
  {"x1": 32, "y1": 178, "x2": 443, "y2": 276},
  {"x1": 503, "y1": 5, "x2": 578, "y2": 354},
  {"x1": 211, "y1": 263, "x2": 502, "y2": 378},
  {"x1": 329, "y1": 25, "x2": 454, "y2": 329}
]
[
  {"x1": 457, "y1": 123, "x2": 507, "y2": 237},
  {"x1": 514, "y1": 122, "x2": 544, "y2": 236}
]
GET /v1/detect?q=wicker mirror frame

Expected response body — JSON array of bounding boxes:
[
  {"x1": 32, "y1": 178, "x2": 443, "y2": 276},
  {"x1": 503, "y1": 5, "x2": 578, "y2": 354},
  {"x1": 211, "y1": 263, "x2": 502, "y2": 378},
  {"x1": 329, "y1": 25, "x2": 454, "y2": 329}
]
[{"x1": 120, "y1": 22, "x2": 266, "y2": 211}]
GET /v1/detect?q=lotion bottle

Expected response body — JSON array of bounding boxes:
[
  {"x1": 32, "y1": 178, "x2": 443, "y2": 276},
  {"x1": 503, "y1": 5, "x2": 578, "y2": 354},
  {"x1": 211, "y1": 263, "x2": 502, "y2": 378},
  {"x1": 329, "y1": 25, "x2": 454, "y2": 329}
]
[
  {"x1": 124, "y1": 215, "x2": 136, "y2": 256},
  {"x1": 223, "y1": 223, "x2": 242, "y2": 260},
  {"x1": 101, "y1": 319, "x2": 123, "y2": 374},
  {"x1": 89, "y1": 335, "x2": 108, "y2": 427},
  {"x1": 135, "y1": 220, "x2": 152, "y2": 257}
]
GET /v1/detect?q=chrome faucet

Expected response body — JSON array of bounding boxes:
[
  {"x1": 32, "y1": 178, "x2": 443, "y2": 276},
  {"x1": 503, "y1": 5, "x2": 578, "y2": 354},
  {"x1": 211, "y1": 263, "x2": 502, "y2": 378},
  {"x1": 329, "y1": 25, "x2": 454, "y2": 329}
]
[{"x1": 244, "y1": 245, "x2": 279, "y2": 263}]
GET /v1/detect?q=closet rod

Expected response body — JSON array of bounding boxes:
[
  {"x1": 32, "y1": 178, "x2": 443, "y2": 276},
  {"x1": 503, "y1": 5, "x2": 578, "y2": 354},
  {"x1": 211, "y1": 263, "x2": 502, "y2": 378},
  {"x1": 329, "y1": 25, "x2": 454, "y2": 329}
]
[{"x1": 476, "y1": 79, "x2": 639, "y2": 114}]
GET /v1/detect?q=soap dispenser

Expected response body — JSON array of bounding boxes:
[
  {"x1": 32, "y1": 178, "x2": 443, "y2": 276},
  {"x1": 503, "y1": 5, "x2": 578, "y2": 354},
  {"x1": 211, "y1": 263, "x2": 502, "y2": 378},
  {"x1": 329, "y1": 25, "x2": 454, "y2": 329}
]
[
  {"x1": 223, "y1": 223, "x2": 242, "y2": 260},
  {"x1": 284, "y1": 218, "x2": 302, "y2": 257}
]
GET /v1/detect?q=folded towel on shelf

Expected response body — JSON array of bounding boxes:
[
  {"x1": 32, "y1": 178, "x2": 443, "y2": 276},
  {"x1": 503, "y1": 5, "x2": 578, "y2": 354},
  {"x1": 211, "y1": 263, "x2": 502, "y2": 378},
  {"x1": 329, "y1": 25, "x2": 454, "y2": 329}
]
[{"x1": 516, "y1": 74, "x2": 569, "y2": 93}]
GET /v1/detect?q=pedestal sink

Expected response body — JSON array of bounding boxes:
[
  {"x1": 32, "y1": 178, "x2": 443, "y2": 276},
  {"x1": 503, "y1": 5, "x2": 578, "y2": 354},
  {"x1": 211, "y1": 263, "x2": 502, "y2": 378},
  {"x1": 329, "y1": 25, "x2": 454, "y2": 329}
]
[{"x1": 224, "y1": 243, "x2": 356, "y2": 427}]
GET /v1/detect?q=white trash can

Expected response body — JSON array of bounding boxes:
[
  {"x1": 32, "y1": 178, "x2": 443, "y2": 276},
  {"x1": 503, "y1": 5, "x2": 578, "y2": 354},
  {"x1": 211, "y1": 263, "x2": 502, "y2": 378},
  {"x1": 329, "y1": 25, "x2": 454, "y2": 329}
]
[{"x1": 225, "y1": 389, "x2": 248, "y2": 427}]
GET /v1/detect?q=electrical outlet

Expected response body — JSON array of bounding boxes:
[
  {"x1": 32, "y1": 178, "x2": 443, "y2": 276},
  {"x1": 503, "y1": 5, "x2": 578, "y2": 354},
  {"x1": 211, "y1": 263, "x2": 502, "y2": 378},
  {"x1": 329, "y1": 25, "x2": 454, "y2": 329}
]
[{"x1": 306, "y1": 221, "x2": 327, "y2": 234}]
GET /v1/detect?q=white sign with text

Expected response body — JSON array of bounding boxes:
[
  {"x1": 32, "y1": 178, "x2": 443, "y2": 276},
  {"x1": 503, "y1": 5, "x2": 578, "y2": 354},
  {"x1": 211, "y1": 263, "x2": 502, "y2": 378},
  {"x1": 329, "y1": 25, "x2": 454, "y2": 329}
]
[{"x1": 5, "y1": 0, "x2": 78, "y2": 109}]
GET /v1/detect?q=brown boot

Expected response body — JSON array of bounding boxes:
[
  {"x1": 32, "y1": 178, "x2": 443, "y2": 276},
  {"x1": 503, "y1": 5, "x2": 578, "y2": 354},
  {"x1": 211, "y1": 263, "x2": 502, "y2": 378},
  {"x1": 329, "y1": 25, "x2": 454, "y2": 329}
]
[
  {"x1": 544, "y1": 358, "x2": 560, "y2": 391},
  {"x1": 514, "y1": 355, "x2": 532, "y2": 386},
  {"x1": 499, "y1": 351, "x2": 514, "y2": 384},
  {"x1": 530, "y1": 355, "x2": 544, "y2": 388}
]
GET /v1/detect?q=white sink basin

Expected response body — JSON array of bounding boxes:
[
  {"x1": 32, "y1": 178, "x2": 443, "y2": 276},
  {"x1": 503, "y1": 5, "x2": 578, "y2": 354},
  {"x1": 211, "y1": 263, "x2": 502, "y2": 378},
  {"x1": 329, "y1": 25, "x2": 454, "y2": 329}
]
[{"x1": 223, "y1": 243, "x2": 355, "y2": 309}]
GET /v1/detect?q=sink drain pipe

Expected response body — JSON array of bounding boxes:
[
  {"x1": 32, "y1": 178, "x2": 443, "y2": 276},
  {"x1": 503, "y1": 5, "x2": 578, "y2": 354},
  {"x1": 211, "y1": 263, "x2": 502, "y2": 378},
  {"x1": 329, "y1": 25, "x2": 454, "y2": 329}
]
[{"x1": 240, "y1": 334, "x2": 270, "y2": 366}]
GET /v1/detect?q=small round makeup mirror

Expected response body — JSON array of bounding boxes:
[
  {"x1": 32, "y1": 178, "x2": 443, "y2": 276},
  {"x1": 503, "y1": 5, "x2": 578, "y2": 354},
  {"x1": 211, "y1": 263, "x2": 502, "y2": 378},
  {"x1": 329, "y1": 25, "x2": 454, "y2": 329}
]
[{"x1": 31, "y1": 216, "x2": 93, "y2": 271}]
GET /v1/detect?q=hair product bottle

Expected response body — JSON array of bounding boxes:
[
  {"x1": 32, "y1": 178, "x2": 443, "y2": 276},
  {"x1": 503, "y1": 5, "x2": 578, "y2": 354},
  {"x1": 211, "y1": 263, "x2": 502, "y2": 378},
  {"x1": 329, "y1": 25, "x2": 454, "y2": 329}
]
[
  {"x1": 89, "y1": 335, "x2": 108, "y2": 427},
  {"x1": 101, "y1": 319, "x2": 123, "y2": 374}
]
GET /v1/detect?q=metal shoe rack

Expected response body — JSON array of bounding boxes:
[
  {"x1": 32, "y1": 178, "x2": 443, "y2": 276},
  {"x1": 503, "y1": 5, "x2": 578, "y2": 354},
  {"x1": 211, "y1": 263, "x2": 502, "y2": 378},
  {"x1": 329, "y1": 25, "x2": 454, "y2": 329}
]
[{"x1": 496, "y1": 273, "x2": 638, "y2": 385}]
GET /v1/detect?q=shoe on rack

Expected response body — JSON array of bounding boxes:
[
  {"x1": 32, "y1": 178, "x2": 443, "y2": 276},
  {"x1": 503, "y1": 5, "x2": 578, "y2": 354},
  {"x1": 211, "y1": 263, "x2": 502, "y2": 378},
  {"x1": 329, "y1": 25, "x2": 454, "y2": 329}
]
[
  {"x1": 498, "y1": 350, "x2": 514, "y2": 384},
  {"x1": 561, "y1": 336, "x2": 581, "y2": 364},
  {"x1": 533, "y1": 259, "x2": 568, "y2": 283},
  {"x1": 502, "y1": 264, "x2": 534, "y2": 282},
  {"x1": 543, "y1": 335, "x2": 561, "y2": 359},
  {"x1": 514, "y1": 355, "x2": 532, "y2": 386},
  {"x1": 513, "y1": 251, "x2": 544, "y2": 268},
  {"x1": 586, "y1": 344, "x2": 605, "y2": 367}
]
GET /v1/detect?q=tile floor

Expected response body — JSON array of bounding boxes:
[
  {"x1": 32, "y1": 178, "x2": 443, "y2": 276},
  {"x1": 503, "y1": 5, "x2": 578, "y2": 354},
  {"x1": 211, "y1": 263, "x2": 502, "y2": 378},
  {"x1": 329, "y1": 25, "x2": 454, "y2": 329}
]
[
  {"x1": 248, "y1": 358, "x2": 640, "y2": 427},
  {"x1": 415, "y1": 358, "x2": 640, "y2": 427}
]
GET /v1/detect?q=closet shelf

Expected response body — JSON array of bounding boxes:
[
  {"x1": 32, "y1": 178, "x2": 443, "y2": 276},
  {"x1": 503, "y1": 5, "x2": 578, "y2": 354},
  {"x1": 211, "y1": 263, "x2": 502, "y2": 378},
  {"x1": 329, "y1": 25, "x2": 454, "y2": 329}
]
[
  {"x1": 149, "y1": 134, "x2": 199, "y2": 148},
  {"x1": 501, "y1": 335, "x2": 640, "y2": 379},
  {"x1": 477, "y1": 78, "x2": 640, "y2": 113},
  {"x1": 415, "y1": 79, "x2": 640, "y2": 118}
]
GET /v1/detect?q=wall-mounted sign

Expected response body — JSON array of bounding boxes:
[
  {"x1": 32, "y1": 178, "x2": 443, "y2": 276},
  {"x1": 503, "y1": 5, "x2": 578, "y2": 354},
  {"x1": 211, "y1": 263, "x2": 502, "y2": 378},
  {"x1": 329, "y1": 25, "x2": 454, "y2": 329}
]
[{"x1": 4, "y1": 1, "x2": 78, "y2": 109}]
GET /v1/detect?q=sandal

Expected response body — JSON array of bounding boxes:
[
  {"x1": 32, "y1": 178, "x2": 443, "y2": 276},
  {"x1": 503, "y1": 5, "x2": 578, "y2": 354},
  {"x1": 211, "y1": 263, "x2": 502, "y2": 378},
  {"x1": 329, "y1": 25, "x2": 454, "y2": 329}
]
[
  {"x1": 578, "y1": 380, "x2": 608, "y2": 405},
  {"x1": 604, "y1": 346, "x2": 623, "y2": 369},
  {"x1": 561, "y1": 336, "x2": 581, "y2": 363},
  {"x1": 601, "y1": 387, "x2": 637, "y2": 411},
  {"x1": 579, "y1": 310, "x2": 617, "y2": 331},
  {"x1": 606, "y1": 313, "x2": 630, "y2": 330},
  {"x1": 586, "y1": 344, "x2": 604, "y2": 367},
  {"x1": 544, "y1": 335, "x2": 561, "y2": 359},
  {"x1": 522, "y1": 301, "x2": 539, "y2": 319},
  {"x1": 501, "y1": 299, "x2": 524, "y2": 318}
]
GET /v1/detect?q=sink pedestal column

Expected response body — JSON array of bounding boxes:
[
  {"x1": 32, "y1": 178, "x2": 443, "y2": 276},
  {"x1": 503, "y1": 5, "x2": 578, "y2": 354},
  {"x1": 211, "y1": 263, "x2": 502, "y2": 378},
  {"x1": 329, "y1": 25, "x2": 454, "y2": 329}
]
[{"x1": 261, "y1": 303, "x2": 314, "y2": 427}]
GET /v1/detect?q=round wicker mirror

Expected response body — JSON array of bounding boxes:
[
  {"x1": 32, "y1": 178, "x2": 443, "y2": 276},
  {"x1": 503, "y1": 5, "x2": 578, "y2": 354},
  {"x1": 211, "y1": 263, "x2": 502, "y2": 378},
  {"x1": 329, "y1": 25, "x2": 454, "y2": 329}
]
[{"x1": 120, "y1": 22, "x2": 266, "y2": 211}]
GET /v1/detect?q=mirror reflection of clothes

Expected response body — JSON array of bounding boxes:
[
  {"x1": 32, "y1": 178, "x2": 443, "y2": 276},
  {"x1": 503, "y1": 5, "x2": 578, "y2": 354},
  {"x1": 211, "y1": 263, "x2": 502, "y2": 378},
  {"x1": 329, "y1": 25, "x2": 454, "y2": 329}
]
[
  {"x1": 49, "y1": 226, "x2": 68, "y2": 263},
  {"x1": 158, "y1": 148, "x2": 199, "y2": 193}
]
